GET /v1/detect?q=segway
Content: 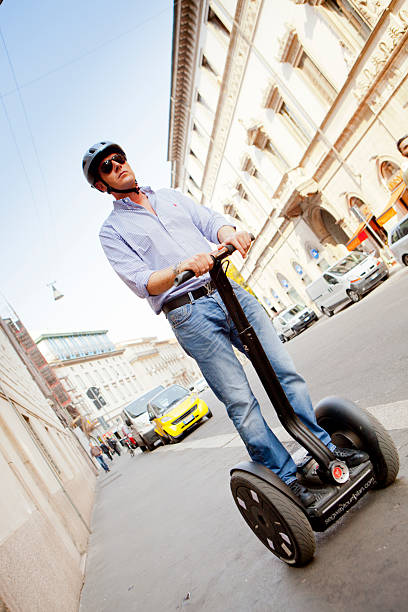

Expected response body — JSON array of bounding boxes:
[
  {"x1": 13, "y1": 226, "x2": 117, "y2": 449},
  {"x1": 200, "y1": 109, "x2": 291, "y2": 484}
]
[{"x1": 174, "y1": 239, "x2": 399, "y2": 566}]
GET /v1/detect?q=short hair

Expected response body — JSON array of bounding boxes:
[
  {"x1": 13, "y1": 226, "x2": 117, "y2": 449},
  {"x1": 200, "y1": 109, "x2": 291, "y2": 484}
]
[{"x1": 396, "y1": 135, "x2": 408, "y2": 152}]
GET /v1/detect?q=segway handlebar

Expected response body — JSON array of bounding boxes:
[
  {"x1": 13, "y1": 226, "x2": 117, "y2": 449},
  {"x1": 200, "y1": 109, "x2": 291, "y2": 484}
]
[{"x1": 174, "y1": 234, "x2": 255, "y2": 287}]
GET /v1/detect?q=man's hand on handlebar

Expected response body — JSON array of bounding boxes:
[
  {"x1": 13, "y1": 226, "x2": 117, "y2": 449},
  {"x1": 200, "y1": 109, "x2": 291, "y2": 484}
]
[
  {"x1": 178, "y1": 253, "x2": 214, "y2": 278},
  {"x1": 219, "y1": 230, "x2": 252, "y2": 259}
]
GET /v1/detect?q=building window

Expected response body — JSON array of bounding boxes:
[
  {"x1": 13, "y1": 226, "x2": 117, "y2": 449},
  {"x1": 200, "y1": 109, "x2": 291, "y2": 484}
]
[
  {"x1": 247, "y1": 125, "x2": 289, "y2": 172},
  {"x1": 348, "y1": 195, "x2": 372, "y2": 220},
  {"x1": 235, "y1": 182, "x2": 249, "y2": 200},
  {"x1": 207, "y1": 6, "x2": 230, "y2": 37},
  {"x1": 378, "y1": 159, "x2": 401, "y2": 188},
  {"x1": 201, "y1": 54, "x2": 219, "y2": 79},
  {"x1": 279, "y1": 101, "x2": 309, "y2": 144},
  {"x1": 277, "y1": 28, "x2": 337, "y2": 106},
  {"x1": 242, "y1": 156, "x2": 259, "y2": 178},
  {"x1": 323, "y1": 1, "x2": 371, "y2": 41},
  {"x1": 297, "y1": 51, "x2": 337, "y2": 106},
  {"x1": 224, "y1": 202, "x2": 242, "y2": 222}
]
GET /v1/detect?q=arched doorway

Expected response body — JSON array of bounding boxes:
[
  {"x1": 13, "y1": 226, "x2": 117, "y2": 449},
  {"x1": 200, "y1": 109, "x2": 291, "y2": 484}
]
[
  {"x1": 305, "y1": 244, "x2": 330, "y2": 271},
  {"x1": 276, "y1": 273, "x2": 304, "y2": 306},
  {"x1": 291, "y1": 261, "x2": 312, "y2": 285}
]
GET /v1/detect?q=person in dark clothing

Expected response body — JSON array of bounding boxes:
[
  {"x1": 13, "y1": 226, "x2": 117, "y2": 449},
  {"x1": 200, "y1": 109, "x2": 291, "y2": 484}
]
[
  {"x1": 100, "y1": 442, "x2": 113, "y2": 461},
  {"x1": 107, "y1": 437, "x2": 121, "y2": 456}
]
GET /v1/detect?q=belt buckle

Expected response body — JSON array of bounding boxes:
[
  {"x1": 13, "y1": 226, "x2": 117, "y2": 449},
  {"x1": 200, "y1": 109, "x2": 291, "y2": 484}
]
[{"x1": 203, "y1": 280, "x2": 215, "y2": 296}]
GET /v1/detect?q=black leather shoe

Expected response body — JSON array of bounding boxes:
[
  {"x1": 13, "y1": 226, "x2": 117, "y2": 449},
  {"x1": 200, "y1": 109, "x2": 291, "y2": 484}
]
[
  {"x1": 332, "y1": 446, "x2": 369, "y2": 467},
  {"x1": 288, "y1": 480, "x2": 317, "y2": 507}
]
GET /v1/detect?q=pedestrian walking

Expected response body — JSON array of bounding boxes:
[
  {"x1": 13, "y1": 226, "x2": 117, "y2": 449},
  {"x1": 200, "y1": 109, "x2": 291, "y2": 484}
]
[
  {"x1": 100, "y1": 442, "x2": 113, "y2": 461},
  {"x1": 82, "y1": 141, "x2": 368, "y2": 506},
  {"x1": 90, "y1": 443, "x2": 110, "y2": 473},
  {"x1": 107, "y1": 437, "x2": 121, "y2": 456}
]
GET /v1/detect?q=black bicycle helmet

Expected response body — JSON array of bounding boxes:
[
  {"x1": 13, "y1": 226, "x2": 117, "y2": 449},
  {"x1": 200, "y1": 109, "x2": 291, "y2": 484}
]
[{"x1": 82, "y1": 141, "x2": 126, "y2": 188}]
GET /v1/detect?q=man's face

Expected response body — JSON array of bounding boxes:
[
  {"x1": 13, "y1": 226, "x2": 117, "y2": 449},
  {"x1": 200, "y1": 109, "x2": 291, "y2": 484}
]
[
  {"x1": 95, "y1": 152, "x2": 137, "y2": 192},
  {"x1": 399, "y1": 137, "x2": 408, "y2": 157}
]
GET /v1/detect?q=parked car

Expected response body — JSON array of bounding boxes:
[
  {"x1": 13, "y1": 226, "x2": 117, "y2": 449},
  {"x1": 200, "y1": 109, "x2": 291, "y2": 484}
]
[
  {"x1": 273, "y1": 304, "x2": 318, "y2": 342},
  {"x1": 191, "y1": 377, "x2": 209, "y2": 393},
  {"x1": 147, "y1": 384, "x2": 212, "y2": 443},
  {"x1": 388, "y1": 214, "x2": 408, "y2": 266},
  {"x1": 122, "y1": 385, "x2": 165, "y2": 451},
  {"x1": 305, "y1": 251, "x2": 388, "y2": 317}
]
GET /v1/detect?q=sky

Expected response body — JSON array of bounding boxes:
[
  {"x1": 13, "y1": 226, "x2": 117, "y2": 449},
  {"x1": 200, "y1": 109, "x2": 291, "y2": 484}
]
[{"x1": 0, "y1": 0, "x2": 176, "y2": 343}]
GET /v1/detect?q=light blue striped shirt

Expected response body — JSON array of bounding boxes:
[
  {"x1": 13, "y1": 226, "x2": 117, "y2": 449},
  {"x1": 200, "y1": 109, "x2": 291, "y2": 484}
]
[{"x1": 99, "y1": 187, "x2": 231, "y2": 314}]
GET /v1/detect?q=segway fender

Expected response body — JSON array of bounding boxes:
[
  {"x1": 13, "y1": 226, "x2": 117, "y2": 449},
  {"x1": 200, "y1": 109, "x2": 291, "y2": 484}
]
[
  {"x1": 315, "y1": 396, "x2": 386, "y2": 482},
  {"x1": 230, "y1": 461, "x2": 307, "y2": 514}
]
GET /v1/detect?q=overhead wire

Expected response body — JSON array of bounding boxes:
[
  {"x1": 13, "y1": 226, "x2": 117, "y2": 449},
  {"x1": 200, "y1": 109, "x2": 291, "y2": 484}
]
[
  {"x1": 0, "y1": 0, "x2": 176, "y2": 293},
  {"x1": 0, "y1": 3, "x2": 173, "y2": 100}
]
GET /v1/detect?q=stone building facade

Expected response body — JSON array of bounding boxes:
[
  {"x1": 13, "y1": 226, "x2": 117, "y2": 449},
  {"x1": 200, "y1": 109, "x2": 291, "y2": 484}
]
[
  {"x1": 168, "y1": 0, "x2": 408, "y2": 312},
  {"x1": 35, "y1": 331, "x2": 202, "y2": 433},
  {"x1": 36, "y1": 330, "x2": 144, "y2": 431},
  {"x1": 119, "y1": 336, "x2": 201, "y2": 390},
  {"x1": 0, "y1": 317, "x2": 96, "y2": 612}
]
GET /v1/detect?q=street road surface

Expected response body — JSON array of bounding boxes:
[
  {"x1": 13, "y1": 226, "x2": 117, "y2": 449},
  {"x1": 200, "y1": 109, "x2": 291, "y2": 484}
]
[{"x1": 80, "y1": 268, "x2": 408, "y2": 612}]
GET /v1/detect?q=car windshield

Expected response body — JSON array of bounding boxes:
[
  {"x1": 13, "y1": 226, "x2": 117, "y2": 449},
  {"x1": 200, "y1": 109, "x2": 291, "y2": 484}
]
[
  {"x1": 125, "y1": 385, "x2": 165, "y2": 418},
  {"x1": 330, "y1": 252, "x2": 366, "y2": 275},
  {"x1": 151, "y1": 385, "x2": 189, "y2": 414},
  {"x1": 282, "y1": 305, "x2": 302, "y2": 321},
  {"x1": 390, "y1": 218, "x2": 408, "y2": 244}
]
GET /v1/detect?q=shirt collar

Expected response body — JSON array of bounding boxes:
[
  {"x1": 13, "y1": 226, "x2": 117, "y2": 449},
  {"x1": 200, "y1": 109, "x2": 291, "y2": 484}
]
[{"x1": 113, "y1": 186, "x2": 155, "y2": 209}]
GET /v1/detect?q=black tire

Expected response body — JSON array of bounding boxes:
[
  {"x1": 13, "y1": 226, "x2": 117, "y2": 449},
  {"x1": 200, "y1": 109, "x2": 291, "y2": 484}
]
[
  {"x1": 321, "y1": 306, "x2": 333, "y2": 317},
  {"x1": 279, "y1": 335, "x2": 286, "y2": 343},
  {"x1": 230, "y1": 472, "x2": 315, "y2": 567},
  {"x1": 347, "y1": 289, "x2": 361, "y2": 303},
  {"x1": 315, "y1": 398, "x2": 399, "y2": 489},
  {"x1": 402, "y1": 254, "x2": 408, "y2": 266},
  {"x1": 140, "y1": 445, "x2": 149, "y2": 453},
  {"x1": 206, "y1": 409, "x2": 213, "y2": 419}
]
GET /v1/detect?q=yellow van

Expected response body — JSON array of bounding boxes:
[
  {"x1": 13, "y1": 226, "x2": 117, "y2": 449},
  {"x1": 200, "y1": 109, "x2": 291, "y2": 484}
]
[{"x1": 147, "y1": 384, "x2": 212, "y2": 443}]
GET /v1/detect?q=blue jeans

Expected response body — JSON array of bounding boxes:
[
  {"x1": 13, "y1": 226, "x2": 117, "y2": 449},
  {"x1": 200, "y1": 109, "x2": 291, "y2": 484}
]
[
  {"x1": 166, "y1": 283, "x2": 334, "y2": 484},
  {"x1": 96, "y1": 455, "x2": 109, "y2": 472}
]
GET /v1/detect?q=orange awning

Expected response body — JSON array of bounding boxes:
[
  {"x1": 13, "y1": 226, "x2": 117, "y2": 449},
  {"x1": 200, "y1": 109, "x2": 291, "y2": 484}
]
[
  {"x1": 376, "y1": 183, "x2": 406, "y2": 226},
  {"x1": 346, "y1": 221, "x2": 369, "y2": 251}
]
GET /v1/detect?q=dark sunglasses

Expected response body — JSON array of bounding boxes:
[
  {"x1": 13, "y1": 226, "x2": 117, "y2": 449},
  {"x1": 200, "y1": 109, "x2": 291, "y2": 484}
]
[{"x1": 99, "y1": 153, "x2": 127, "y2": 175}]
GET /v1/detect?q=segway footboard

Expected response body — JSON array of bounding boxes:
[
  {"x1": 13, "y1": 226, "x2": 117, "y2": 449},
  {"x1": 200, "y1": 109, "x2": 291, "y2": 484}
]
[
  {"x1": 305, "y1": 461, "x2": 375, "y2": 531},
  {"x1": 231, "y1": 460, "x2": 375, "y2": 535}
]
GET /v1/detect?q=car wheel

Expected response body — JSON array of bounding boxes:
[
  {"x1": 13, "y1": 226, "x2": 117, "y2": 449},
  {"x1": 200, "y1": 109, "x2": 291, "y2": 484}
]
[
  {"x1": 347, "y1": 289, "x2": 361, "y2": 303},
  {"x1": 140, "y1": 445, "x2": 149, "y2": 453},
  {"x1": 206, "y1": 409, "x2": 213, "y2": 419},
  {"x1": 321, "y1": 306, "x2": 333, "y2": 317},
  {"x1": 402, "y1": 254, "x2": 408, "y2": 266},
  {"x1": 278, "y1": 334, "x2": 286, "y2": 343}
]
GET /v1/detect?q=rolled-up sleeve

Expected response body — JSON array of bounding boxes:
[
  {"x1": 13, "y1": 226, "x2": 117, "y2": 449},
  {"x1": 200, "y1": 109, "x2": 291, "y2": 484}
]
[
  {"x1": 99, "y1": 225, "x2": 154, "y2": 299},
  {"x1": 172, "y1": 190, "x2": 233, "y2": 243}
]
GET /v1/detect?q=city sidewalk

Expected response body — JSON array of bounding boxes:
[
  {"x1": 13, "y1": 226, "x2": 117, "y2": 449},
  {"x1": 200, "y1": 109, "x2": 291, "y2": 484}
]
[{"x1": 80, "y1": 401, "x2": 408, "y2": 612}]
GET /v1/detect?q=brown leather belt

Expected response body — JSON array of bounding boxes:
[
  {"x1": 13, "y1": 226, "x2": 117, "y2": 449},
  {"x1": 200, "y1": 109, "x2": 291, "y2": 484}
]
[{"x1": 162, "y1": 280, "x2": 216, "y2": 315}]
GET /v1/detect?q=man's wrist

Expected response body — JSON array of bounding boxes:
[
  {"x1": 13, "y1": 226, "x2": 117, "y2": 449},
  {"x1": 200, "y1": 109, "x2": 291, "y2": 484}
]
[
  {"x1": 172, "y1": 262, "x2": 182, "y2": 277},
  {"x1": 218, "y1": 225, "x2": 236, "y2": 243}
]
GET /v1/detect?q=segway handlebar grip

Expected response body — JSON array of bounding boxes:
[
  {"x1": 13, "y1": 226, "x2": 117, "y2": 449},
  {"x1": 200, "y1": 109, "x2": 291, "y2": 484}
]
[
  {"x1": 174, "y1": 270, "x2": 195, "y2": 287},
  {"x1": 173, "y1": 234, "x2": 255, "y2": 287}
]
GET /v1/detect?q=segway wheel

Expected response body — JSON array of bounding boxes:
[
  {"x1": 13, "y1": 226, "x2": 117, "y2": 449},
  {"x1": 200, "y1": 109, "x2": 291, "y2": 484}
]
[
  {"x1": 230, "y1": 472, "x2": 315, "y2": 566},
  {"x1": 316, "y1": 398, "x2": 399, "y2": 489}
]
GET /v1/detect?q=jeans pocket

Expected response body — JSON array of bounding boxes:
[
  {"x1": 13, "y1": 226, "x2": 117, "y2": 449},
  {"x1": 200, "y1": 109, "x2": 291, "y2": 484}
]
[{"x1": 166, "y1": 303, "x2": 193, "y2": 328}]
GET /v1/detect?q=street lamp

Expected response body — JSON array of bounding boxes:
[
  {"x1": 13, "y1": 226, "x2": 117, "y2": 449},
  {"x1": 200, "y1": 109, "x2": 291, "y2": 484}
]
[{"x1": 47, "y1": 281, "x2": 64, "y2": 301}]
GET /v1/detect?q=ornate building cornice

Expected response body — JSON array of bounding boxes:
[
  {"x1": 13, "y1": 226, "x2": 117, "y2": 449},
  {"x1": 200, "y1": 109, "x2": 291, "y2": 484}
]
[
  {"x1": 353, "y1": 7, "x2": 408, "y2": 101},
  {"x1": 201, "y1": 0, "x2": 263, "y2": 203},
  {"x1": 168, "y1": 0, "x2": 202, "y2": 188}
]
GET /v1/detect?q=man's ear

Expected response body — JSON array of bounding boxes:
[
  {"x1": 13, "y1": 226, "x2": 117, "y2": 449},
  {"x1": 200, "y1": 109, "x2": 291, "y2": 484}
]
[{"x1": 94, "y1": 181, "x2": 107, "y2": 193}]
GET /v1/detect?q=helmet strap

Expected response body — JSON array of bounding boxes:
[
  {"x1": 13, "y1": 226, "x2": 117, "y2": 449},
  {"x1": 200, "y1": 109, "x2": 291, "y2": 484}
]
[{"x1": 99, "y1": 178, "x2": 140, "y2": 195}]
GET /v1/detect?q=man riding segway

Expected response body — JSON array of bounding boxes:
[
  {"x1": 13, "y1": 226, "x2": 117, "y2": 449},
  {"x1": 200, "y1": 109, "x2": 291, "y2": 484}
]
[{"x1": 82, "y1": 141, "x2": 368, "y2": 507}]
